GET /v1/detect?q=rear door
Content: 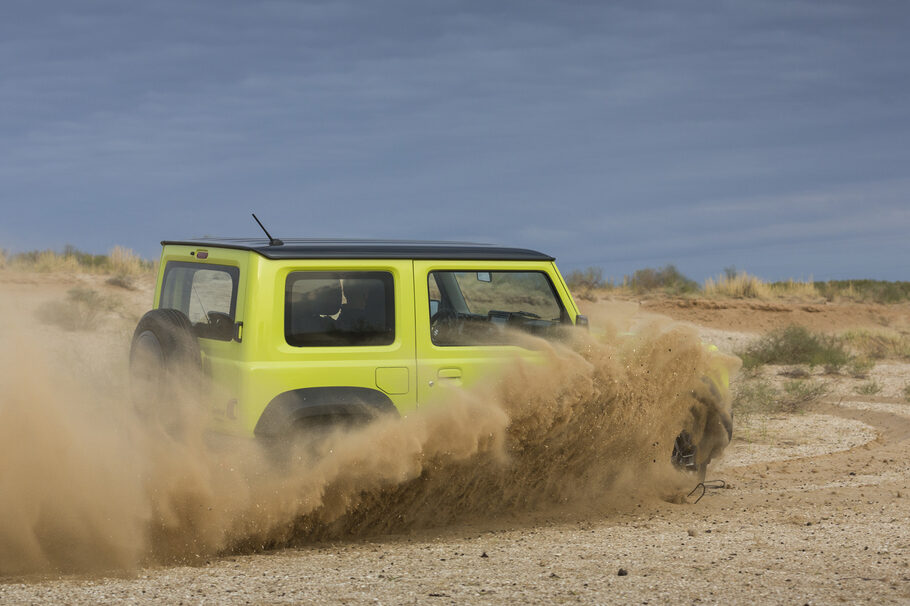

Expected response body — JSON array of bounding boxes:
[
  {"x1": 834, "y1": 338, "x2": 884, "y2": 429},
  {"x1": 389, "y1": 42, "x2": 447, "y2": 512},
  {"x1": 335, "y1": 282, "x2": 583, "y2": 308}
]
[
  {"x1": 413, "y1": 260, "x2": 571, "y2": 405},
  {"x1": 253, "y1": 259, "x2": 418, "y2": 425}
]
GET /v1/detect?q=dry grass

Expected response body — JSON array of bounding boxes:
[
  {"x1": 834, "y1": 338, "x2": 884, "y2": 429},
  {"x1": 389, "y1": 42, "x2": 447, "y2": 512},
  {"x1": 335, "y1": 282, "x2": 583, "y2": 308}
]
[
  {"x1": 569, "y1": 264, "x2": 910, "y2": 304},
  {"x1": 108, "y1": 246, "x2": 146, "y2": 276},
  {"x1": 732, "y1": 377, "x2": 827, "y2": 422},
  {"x1": 15, "y1": 250, "x2": 83, "y2": 273},
  {"x1": 841, "y1": 328, "x2": 910, "y2": 361},
  {"x1": 703, "y1": 271, "x2": 818, "y2": 300},
  {"x1": 739, "y1": 325, "x2": 851, "y2": 371},
  {"x1": 846, "y1": 357, "x2": 875, "y2": 379},
  {"x1": 4, "y1": 246, "x2": 155, "y2": 276},
  {"x1": 854, "y1": 380, "x2": 883, "y2": 396},
  {"x1": 768, "y1": 278, "x2": 819, "y2": 299},
  {"x1": 35, "y1": 287, "x2": 120, "y2": 331},
  {"x1": 704, "y1": 271, "x2": 768, "y2": 298}
]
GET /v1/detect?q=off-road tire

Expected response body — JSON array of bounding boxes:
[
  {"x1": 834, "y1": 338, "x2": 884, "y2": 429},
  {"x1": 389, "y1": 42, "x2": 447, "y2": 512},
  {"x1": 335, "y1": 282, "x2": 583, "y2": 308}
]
[{"x1": 129, "y1": 309, "x2": 202, "y2": 432}]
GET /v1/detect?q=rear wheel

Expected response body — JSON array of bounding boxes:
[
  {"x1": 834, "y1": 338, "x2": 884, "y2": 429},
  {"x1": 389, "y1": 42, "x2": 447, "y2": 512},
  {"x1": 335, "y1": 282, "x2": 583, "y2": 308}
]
[{"x1": 129, "y1": 309, "x2": 202, "y2": 434}]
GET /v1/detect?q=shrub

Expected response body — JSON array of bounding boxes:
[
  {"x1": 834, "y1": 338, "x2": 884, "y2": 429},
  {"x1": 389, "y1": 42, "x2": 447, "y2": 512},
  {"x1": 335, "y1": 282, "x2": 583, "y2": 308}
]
[
  {"x1": 36, "y1": 287, "x2": 117, "y2": 331},
  {"x1": 106, "y1": 274, "x2": 136, "y2": 290},
  {"x1": 815, "y1": 280, "x2": 910, "y2": 304},
  {"x1": 566, "y1": 267, "x2": 607, "y2": 290},
  {"x1": 780, "y1": 380, "x2": 827, "y2": 412},
  {"x1": 903, "y1": 384, "x2": 910, "y2": 403},
  {"x1": 0, "y1": 249, "x2": 6, "y2": 269},
  {"x1": 778, "y1": 366, "x2": 810, "y2": 378},
  {"x1": 732, "y1": 378, "x2": 778, "y2": 421},
  {"x1": 767, "y1": 278, "x2": 818, "y2": 299},
  {"x1": 841, "y1": 329, "x2": 910, "y2": 361},
  {"x1": 108, "y1": 245, "x2": 146, "y2": 276},
  {"x1": 739, "y1": 325, "x2": 850, "y2": 371},
  {"x1": 704, "y1": 270, "x2": 769, "y2": 298},
  {"x1": 565, "y1": 267, "x2": 611, "y2": 300},
  {"x1": 6, "y1": 245, "x2": 155, "y2": 276},
  {"x1": 847, "y1": 357, "x2": 875, "y2": 379},
  {"x1": 625, "y1": 265, "x2": 698, "y2": 295},
  {"x1": 854, "y1": 380, "x2": 882, "y2": 396},
  {"x1": 733, "y1": 377, "x2": 826, "y2": 419}
]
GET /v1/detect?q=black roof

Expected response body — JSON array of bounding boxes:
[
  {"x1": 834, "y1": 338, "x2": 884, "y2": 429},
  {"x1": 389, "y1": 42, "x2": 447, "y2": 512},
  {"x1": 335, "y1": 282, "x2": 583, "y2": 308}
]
[{"x1": 161, "y1": 238, "x2": 555, "y2": 261}]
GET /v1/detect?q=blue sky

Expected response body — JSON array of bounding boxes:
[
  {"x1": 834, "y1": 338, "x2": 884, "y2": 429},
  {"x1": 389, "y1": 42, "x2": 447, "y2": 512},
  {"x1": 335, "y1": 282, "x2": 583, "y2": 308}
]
[{"x1": 1, "y1": 1, "x2": 908, "y2": 281}]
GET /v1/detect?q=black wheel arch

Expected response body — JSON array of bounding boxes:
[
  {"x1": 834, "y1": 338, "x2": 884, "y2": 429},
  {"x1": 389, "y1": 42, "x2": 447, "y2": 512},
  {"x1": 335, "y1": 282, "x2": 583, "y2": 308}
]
[{"x1": 254, "y1": 386, "x2": 400, "y2": 438}]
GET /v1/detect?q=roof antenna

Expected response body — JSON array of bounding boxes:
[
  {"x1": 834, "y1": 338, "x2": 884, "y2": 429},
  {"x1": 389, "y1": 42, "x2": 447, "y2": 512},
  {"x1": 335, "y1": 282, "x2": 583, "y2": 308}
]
[{"x1": 251, "y1": 213, "x2": 284, "y2": 246}]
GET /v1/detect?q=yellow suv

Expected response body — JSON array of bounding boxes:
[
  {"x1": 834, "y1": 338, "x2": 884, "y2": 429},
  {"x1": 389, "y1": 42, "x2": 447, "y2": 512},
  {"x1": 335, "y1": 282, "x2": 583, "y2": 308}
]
[
  {"x1": 130, "y1": 235, "x2": 729, "y2": 475},
  {"x1": 130, "y1": 238, "x2": 585, "y2": 435}
]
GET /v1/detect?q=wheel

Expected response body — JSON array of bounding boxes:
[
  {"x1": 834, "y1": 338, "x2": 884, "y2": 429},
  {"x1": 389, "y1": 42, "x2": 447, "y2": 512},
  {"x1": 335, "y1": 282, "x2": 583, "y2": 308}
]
[
  {"x1": 671, "y1": 430, "x2": 707, "y2": 482},
  {"x1": 129, "y1": 309, "x2": 202, "y2": 433}
]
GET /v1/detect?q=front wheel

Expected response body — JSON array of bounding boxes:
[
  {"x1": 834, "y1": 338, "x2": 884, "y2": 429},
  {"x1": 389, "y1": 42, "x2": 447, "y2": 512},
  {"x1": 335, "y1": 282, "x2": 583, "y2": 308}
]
[{"x1": 671, "y1": 431, "x2": 707, "y2": 482}]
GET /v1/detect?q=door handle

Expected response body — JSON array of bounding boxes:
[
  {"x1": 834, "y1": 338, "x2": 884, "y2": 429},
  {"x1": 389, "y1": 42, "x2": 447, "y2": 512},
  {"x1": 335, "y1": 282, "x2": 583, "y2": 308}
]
[
  {"x1": 429, "y1": 368, "x2": 462, "y2": 387},
  {"x1": 437, "y1": 368, "x2": 462, "y2": 380}
]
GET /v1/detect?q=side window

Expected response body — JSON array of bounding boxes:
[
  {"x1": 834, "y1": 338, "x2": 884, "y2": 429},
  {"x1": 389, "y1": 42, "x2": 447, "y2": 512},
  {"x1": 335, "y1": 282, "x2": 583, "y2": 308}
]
[
  {"x1": 285, "y1": 271, "x2": 395, "y2": 347},
  {"x1": 159, "y1": 262, "x2": 239, "y2": 341},
  {"x1": 428, "y1": 270, "x2": 567, "y2": 346}
]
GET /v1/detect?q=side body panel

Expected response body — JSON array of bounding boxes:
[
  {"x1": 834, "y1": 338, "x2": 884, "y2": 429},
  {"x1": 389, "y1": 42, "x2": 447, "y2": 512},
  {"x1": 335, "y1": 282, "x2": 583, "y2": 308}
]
[{"x1": 234, "y1": 257, "x2": 417, "y2": 436}]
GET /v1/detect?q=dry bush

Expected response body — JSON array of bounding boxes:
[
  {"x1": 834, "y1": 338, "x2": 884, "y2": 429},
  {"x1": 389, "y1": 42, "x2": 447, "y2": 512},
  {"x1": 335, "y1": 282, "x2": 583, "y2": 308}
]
[
  {"x1": 733, "y1": 377, "x2": 826, "y2": 434},
  {"x1": 704, "y1": 270, "x2": 769, "y2": 298},
  {"x1": 778, "y1": 365, "x2": 810, "y2": 378},
  {"x1": 768, "y1": 278, "x2": 818, "y2": 299},
  {"x1": 625, "y1": 265, "x2": 698, "y2": 295},
  {"x1": 36, "y1": 287, "x2": 118, "y2": 331},
  {"x1": 108, "y1": 245, "x2": 145, "y2": 276},
  {"x1": 841, "y1": 329, "x2": 910, "y2": 361},
  {"x1": 847, "y1": 357, "x2": 875, "y2": 379},
  {"x1": 816, "y1": 280, "x2": 910, "y2": 303},
  {"x1": 106, "y1": 274, "x2": 136, "y2": 290},
  {"x1": 854, "y1": 380, "x2": 882, "y2": 396},
  {"x1": 13, "y1": 250, "x2": 82, "y2": 273},
  {"x1": 903, "y1": 384, "x2": 910, "y2": 403},
  {"x1": 780, "y1": 379, "x2": 827, "y2": 412},
  {"x1": 565, "y1": 267, "x2": 611, "y2": 301},
  {"x1": 732, "y1": 378, "x2": 777, "y2": 422},
  {"x1": 7, "y1": 245, "x2": 156, "y2": 276},
  {"x1": 739, "y1": 325, "x2": 850, "y2": 371},
  {"x1": 0, "y1": 249, "x2": 7, "y2": 269}
]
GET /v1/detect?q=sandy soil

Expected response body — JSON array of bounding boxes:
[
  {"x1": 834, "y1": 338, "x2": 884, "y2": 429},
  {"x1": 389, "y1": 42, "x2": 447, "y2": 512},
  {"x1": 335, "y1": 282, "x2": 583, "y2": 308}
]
[
  {"x1": 642, "y1": 296, "x2": 910, "y2": 334},
  {"x1": 1, "y1": 273, "x2": 909, "y2": 604}
]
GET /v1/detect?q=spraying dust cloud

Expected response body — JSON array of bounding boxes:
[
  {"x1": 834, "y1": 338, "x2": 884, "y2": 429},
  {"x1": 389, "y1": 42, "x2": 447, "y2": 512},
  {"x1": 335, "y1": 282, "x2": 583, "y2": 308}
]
[{"x1": 0, "y1": 287, "x2": 737, "y2": 576}]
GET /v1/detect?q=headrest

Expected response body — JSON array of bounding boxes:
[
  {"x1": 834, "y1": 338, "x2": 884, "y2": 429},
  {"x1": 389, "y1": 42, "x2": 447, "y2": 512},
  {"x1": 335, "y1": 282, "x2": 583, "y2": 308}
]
[
  {"x1": 343, "y1": 279, "x2": 384, "y2": 305},
  {"x1": 301, "y1": 281, "x2": 342, "y2": 316}
]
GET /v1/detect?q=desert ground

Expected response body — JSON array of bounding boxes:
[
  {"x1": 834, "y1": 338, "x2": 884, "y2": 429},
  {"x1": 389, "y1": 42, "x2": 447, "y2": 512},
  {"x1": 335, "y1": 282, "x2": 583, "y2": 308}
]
[{"x1": 1, "y1": 269, "x2": 909, "y2": 605}]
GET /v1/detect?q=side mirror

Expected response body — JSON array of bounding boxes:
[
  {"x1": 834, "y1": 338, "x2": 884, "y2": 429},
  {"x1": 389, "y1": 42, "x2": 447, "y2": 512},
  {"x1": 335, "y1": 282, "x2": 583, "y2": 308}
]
[
  {"x1": 476, "y1": 271, "x2": 492, "y2": 282},
  {"x1": 575, "y1": 314, "x2": 589, "y2": 329}
]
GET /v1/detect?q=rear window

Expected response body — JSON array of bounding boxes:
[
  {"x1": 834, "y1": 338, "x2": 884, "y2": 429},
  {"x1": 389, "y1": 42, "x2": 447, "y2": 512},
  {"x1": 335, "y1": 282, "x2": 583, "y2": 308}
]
[
  {"x1": 159, "y1": 261, "x2": 239, "y2": 340},
  {"x1": 285, "y1": 271, "x2": 394, "y2": 347}
]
